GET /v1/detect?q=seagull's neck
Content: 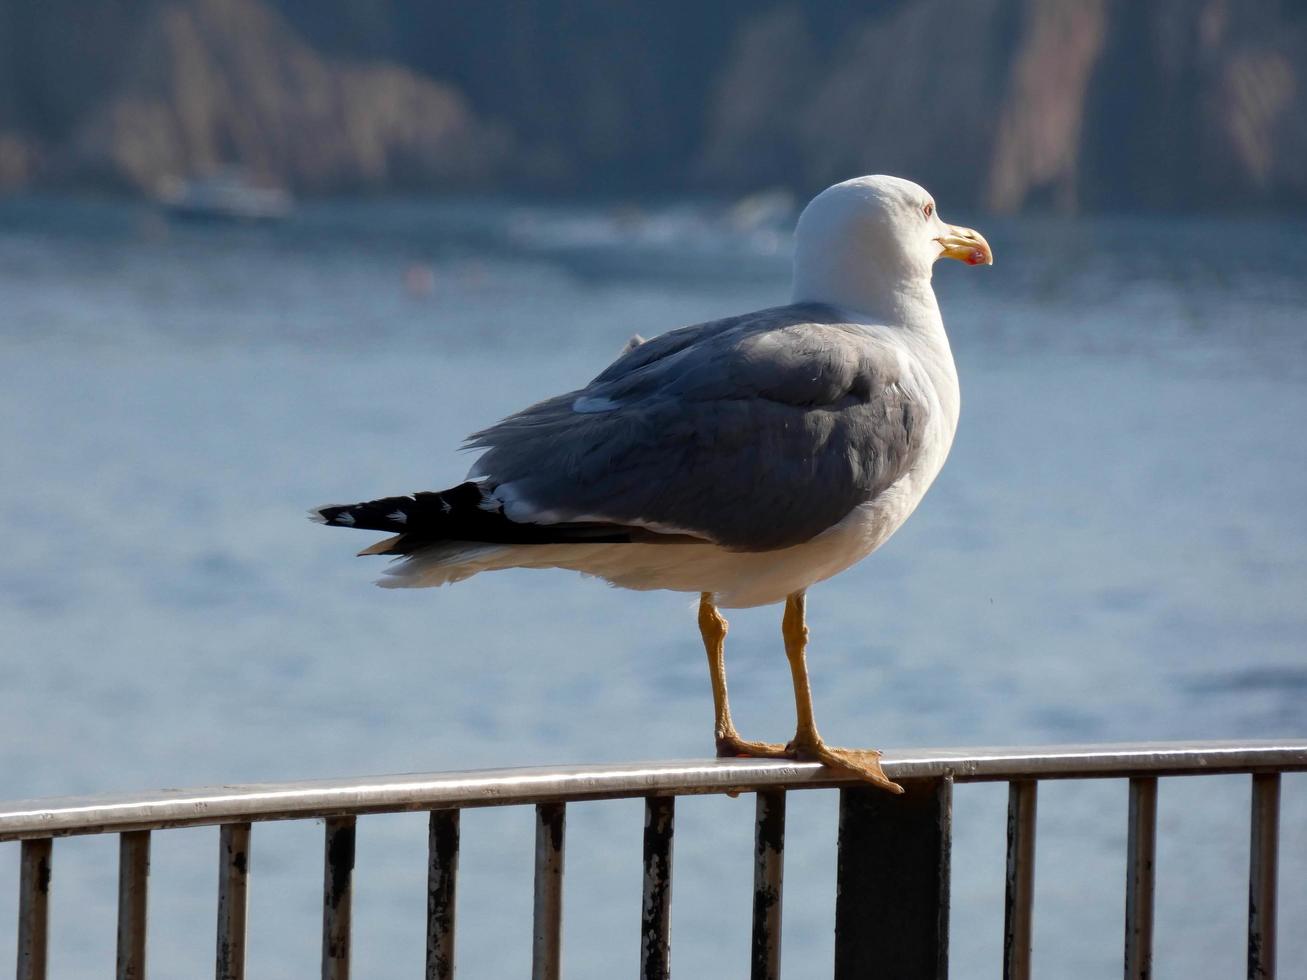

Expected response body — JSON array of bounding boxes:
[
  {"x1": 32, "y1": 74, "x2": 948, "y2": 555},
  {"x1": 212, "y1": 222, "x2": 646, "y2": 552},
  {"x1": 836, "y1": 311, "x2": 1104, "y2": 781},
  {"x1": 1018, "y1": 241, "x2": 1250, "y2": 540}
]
[{"x1": 792, "y1": 264, "x2": 942, "y2": 334}]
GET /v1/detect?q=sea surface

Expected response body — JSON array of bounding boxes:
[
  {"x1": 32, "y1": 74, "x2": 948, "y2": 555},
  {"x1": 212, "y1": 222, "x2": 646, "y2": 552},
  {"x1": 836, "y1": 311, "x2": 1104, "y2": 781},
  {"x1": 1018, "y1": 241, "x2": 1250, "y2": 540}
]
[{"x1": 0, "y1": 196, "x2": 1304, "y2": 979}]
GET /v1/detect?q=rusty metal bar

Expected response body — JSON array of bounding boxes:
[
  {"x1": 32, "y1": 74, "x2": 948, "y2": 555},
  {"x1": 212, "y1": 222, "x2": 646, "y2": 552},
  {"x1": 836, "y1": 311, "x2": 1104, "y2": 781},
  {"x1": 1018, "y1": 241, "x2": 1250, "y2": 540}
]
[
  {"x1": 16, "y1": 837, "x2": 51, "y2": 980},
  {"x1": 116, "y1": 830, "x2": 150, "y2": 980},
  {"x1": 215, "y1": 823, "x2": 251, "y2": 980},
  {"x1": 750, "y1": 790, "x2": 785, "y2": 980},
  {"x1": 639, "y1": 796, "x2": 674, "y2": 980},
  {"x1": 3, "y1": 741, "x2": 1304, "y2": 840},
  {"x1": 531, "y1": 802, "x2": 566, "y2": 980},
  {"x1": 426, "y1": 809, "x2": 459, "y2": 980},
  {"x1": 322, "y1": 816, "x2": 356, "y2": 980},
  {"x1": 1248, "y1": 773, "x2": 1280, "y2": 980},
  {"x1": 834, "y1": 776, "x2": 952, "y2": 980},
  {"x1": 1003, "y1": 780, "x2": 1037, "y2": 980},
  {"x1": 1124, "y1": 777, "x2": 1157, "y2": 980}
]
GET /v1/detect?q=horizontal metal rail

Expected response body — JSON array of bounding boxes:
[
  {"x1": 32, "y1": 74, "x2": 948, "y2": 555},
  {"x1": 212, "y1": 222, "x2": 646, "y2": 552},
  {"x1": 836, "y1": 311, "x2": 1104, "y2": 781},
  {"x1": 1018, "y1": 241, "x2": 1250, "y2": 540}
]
[
  {"x1": 2, "y1": 740, "x2": 1303, "y2": 841},
  {"x1": 4, "y1": 739, "x2": 1303, "y2": 980}
]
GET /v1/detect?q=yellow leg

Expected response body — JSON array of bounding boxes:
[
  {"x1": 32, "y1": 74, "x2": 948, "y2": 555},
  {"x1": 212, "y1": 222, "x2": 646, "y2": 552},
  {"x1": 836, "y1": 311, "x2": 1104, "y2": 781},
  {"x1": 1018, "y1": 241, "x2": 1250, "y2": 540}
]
[
  {"x1": 781, "y1": 592, "x2": 903, "y2": 794},
  {"x1": 699, "y1": 593, "x2": 789, "y2": 759}
]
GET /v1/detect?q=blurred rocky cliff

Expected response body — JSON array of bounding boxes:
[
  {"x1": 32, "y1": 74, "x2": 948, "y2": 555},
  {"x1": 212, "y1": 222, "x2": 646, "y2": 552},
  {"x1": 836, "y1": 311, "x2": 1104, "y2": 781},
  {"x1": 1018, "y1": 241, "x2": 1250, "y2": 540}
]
[{"x1": 1, "y1": 0, "x2": 1304, "y2": 210}]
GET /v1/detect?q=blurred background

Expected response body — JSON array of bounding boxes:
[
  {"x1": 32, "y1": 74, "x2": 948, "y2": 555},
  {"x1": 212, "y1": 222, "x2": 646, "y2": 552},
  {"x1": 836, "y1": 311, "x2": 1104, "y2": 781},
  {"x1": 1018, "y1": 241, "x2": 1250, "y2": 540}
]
[
  {"x1": 1, "y1": 1, "x2": 1305, "y2": 978},
  {"x1": 2, "y1": 0, "x2": 1307, "y2": 208}
]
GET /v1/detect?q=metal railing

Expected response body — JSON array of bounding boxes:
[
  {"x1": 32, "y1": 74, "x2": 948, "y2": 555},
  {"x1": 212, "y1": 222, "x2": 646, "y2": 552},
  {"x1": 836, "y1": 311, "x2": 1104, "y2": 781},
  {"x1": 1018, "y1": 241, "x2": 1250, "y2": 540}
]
[{"x1": 3, "y1": 740, "x2": 1304, "y2": 979}]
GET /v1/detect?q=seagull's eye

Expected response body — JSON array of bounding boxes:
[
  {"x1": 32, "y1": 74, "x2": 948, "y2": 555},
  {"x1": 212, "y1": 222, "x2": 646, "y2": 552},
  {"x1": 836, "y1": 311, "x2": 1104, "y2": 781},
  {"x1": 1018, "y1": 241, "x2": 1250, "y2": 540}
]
[{"x1": 923, "y1": 202, "x2": 934, "y2": 218}]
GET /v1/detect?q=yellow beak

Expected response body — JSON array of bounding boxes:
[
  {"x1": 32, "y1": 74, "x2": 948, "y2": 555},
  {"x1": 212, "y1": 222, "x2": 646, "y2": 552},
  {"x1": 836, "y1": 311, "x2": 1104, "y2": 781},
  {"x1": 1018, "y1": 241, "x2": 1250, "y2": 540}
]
[{"x1": 936, "y1": 224, "x2": 993, "y2": 266}]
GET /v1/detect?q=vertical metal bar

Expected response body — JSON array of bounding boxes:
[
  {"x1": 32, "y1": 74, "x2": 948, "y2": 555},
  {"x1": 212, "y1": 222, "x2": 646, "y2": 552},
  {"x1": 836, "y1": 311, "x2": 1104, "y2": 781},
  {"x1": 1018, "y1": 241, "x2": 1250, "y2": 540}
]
[
  {"x1": 1124, "y1": 777, "x2": 1157, "y2": 980},
  {"x1": 1003, "y1": 780, "x2": 1038, "y2": 980},
  {"x1": 426, "y1": 809, "x2": 460, "y2": 980},
  {"x1": 640, "y1": 796, "x2": 675, "y2": 980},
  {"x1": 750, "y1": 790, "x2": 786, "y2": 980},
  {"x1": 322, "y1": 816, "x2": 356, "y2": 980},
  {"x1": 1248, "y1": 773, "x2": 1280, "y2": 980},
  {"x1": 216, "y1": 823, "x2": 251, "y2": 980},
  {"x1": 16, "y1": 838, "x2": 52, "y2": 980},
  {"x1": 116, "y1": 830, "x2": 151, "y2": 980},
  {"x1": 531, "y1": 802, "x2": 566, "y2": 980},
  {"x1": 834, "y1": 776, "x2": 953, "y2": 980}
]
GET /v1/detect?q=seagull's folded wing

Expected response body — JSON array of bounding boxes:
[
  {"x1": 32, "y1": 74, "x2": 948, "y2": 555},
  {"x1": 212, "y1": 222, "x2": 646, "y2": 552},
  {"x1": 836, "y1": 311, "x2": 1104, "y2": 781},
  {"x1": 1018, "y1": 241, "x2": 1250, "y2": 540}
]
[{"x1": 466, "y1": 304, "x2": 930, "y2": 553}]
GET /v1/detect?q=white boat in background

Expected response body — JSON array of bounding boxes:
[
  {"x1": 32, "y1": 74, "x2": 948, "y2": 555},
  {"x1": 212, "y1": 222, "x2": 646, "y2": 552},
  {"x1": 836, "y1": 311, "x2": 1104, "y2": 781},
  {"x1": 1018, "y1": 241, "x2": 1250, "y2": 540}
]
[{"x1": 156, "y1": 169, "x2": 292, "y2": 222}]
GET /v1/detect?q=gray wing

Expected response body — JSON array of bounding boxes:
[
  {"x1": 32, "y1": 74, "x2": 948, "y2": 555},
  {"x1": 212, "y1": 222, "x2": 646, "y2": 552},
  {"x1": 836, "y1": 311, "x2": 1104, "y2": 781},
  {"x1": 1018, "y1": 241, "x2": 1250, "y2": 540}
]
[{"x1": 465, "y1": 303, "x2": 928, "y2": 551}]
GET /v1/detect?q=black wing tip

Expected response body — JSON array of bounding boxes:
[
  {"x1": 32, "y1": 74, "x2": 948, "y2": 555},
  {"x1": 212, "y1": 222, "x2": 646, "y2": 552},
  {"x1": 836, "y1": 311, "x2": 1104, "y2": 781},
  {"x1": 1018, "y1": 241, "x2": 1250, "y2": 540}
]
[
  {"x1": 310, "y1": 502, "x2": 380, "y2": 529},
  {"x1": 311, "y1": 491, "x2": 456, "y2": 533},
  {"x1": 313, "y1": 483, "x2": 636, "y2": 548}
]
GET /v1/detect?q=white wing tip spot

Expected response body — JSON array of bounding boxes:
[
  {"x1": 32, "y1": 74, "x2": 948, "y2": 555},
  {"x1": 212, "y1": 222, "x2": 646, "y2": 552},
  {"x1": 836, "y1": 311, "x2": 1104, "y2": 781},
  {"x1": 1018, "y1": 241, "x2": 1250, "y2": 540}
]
[
  {"x1": 573, "y1": 395, "x2": 621, "y2": 413},
  {"x1": 386, "y1": 511, "x2": 408, "y2": 524}
]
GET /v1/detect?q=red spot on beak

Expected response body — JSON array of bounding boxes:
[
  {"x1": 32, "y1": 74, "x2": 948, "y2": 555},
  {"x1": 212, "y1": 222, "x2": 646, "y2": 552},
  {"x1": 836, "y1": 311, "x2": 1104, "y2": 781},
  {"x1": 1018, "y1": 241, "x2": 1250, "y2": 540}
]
[{"x1": 966, "y1": 249, "x2": 986, "y2": 265}]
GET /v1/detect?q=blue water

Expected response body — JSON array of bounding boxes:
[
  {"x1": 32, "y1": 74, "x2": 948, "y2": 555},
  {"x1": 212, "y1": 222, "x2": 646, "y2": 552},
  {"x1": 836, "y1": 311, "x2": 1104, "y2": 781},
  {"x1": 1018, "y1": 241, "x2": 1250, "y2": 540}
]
[{"x1": 1, "y1": 197, "x2": 1304, "y2": 978}]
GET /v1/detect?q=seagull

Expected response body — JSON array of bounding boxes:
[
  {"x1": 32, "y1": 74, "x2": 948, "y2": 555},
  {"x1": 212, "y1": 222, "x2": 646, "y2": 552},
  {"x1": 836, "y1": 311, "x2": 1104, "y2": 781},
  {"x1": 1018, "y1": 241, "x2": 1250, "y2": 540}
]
[{"x1": 313, "y1": 175, "x2": 992, "y2": 792}]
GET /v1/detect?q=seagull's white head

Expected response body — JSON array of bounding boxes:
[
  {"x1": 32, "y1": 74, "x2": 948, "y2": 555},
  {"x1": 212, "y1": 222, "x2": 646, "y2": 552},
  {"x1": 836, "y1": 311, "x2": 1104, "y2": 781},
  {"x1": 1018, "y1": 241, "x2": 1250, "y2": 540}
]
[{"x1": 791, "y1": 174, "x2": 992, "y2": 320}]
